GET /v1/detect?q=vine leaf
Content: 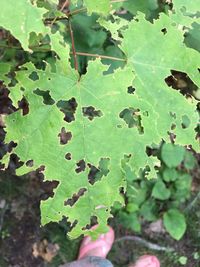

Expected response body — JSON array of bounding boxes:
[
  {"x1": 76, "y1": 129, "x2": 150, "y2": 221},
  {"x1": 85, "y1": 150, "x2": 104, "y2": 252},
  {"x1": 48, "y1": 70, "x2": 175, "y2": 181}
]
[{"x1": 0, "y1": 0, "x2": 47, "y2": 51}]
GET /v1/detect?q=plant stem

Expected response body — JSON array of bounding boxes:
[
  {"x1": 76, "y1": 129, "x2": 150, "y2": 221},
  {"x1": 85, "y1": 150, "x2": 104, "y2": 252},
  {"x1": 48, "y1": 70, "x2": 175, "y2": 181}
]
[
  {"x1": 69, "y1": 21, "x2": 78, "y2": 71},
  {"x1": 69, "y1": 7, "x2": 87, "y2": 16},
  {"x1": 50, "y1": 0, "x2": 69, "y2": 26},
  {"x1": 0, "y1": 44, "x2": 126, "y2": 62},
  {"x1": 76, "y1": 51, "x2": 126, "y2": 62}
]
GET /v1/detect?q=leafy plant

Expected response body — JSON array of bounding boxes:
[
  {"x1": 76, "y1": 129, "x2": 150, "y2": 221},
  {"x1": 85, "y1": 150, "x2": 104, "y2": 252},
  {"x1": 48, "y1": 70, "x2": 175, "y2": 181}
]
[
  {"x1": 116, "y1": 144, "x2": 197, "y2": 240},
  {"x1": 0, "y1": 0, "x2": 199, "y2": 239}
]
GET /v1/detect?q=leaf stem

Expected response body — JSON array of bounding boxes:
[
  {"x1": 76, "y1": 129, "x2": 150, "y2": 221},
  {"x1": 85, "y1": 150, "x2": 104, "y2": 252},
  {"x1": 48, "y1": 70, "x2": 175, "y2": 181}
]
[
  {"x1": 75, "y1": 51, "x2": 126, "y2": 62},
  {"x1": 50, "y1": 0, "x2": 69, "y2": 26},
  {"x1": 69, "y1": 7, "x2": 87, "y2": 16},
  {"x1": 69, "y1": 21, "x2": 78, "y2": 71},
  {"x1": 0, "y1": 44, "x2": 126, "y2": 62}
]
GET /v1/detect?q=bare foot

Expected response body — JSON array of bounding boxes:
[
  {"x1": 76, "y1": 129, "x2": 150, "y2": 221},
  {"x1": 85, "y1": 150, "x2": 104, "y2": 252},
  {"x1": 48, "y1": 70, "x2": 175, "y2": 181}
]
[
  {"x1": 78, "y1": 226, "x2": 115, "y2": 259},
  {"x1": 129, "y1": 255, "x2": 160, "y2": 267}
]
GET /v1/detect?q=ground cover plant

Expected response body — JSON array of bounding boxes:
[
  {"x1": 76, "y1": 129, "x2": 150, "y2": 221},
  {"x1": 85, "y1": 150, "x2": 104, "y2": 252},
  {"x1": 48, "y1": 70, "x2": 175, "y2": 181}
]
[{"x1": 0, "y1": 0, "x2": 199, "y2": 263}]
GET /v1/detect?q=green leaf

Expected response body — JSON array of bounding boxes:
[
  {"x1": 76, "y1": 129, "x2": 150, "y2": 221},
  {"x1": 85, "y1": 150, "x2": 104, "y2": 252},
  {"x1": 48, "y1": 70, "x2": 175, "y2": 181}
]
[
  {"x1": 71, "y1": 0, "x2": 110, "y2": 15},
  {"x1": 163, "y1": 209, "x2": 186, "y2": 240},
  {"x1": 2, "y1": 6, "x2": 199, "y2": 239},
  {"x1": 113, "y1": 0, "x2": 160, "y2": 20},
  {"x1": 98, "y1": 15, "x2": 128, "y2": 41},
  {"x1": 183, "y1": 151, "x2": 196, "y2": 170},
  {"x1": 127, "y1": 182, "x2": 149, "y2": 206},
  {"x1": 185, "y1": 22, "x2": 200, "y2": 52},
  {"x1": 163, "y1": 168, "x2": 179, "y2": 182},
  {"x1": 0, "y1": 0, "x2": 47, "y2": 50},
  {"x1": 179, "y1": 256, "x2": 188, "y2": 265},
  {"x1": 126, "y1": 203, "x2": 139, "y2": 213},
  {"x1": 118, "y1": 211, "x2": 141, "y2": 232},
  {"x1": 140, "y1": 199, "x2": 158, "y2": 221},
  {"x1": 121, "y1": 14, "x2": 199, "y2": 153},
  {"x1": 152, "y1": 180, "x2": 171, "y2": 200},
  {"x1": 161, "y1": 143, "x2": 185, "y2": 168},
  {"x1": 173, "y1": 174, "x2": 192, "y2": 201},
  {"x1": 173, "y1": 0, "x2": 199, "y2": 15}
]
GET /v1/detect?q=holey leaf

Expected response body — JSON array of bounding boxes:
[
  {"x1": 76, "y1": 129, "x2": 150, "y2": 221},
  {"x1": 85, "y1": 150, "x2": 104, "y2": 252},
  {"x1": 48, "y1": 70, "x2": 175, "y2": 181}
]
[
  {"x1": 0, "y1": 0, "x2": 47, "y2": 51},
  {"x1": 2, "y1": 14, "x2": 199, "y2": 239},
  {"x1": 120, "y1": 13, "x2": 199, "y2": 151}
]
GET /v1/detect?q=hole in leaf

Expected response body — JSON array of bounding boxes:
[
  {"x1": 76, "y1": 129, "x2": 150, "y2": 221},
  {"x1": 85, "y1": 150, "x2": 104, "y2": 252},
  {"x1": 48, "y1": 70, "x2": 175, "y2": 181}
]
[
  {"x1": 18, "y1": 97, "x2": 29, "y2": 116},
  {"x1": 165, "y1": 70, "x2": 198, "y2": 98},
  {"x1": 41, "y1": 180, "x2": 59, "y2": 200},
  {"x1": 64, "y1": 188, "x2": 87, "y2": 207},
  {"x1": 70, "y1": 220, "x2": 78, "y2": 230},
  {"x1": 127, "y1": 86, "x2": 135, "y2": 94},
  {"x1": 146, "y1": 146, "x2": 158, "y2": 157},
  {"x1": 65, "y1": 153, "x2": 72, "y2": 160},
  {"x1": 88, "y1": 164, "x2": 99, "y2": 185},
  {"x1": 29, "y1": 71, "x2": 39, "y2": 81},
  {"x1": 171, "y1": 123, "x2": 176, "y2": 130},
  {"x1": 34, "y1": 89, "x2": 55, "y2": 105},
  {"x1": 161, "y1": 28, "x2": 167, "y2": 35},
  {"x1": 58, "y1": 127, "x2": 72, "y2": 145},
  {"x1": 57, "y1": 98, "x2": 77, "y2": 123},
  {"x1": 119, "y1": 108, "x2": 144, "y2": 134},
  {"x1": 82, "y1": 216, "x2": 98, "y2": 231},
  {"x1": 88, "y1": 158, "x2": 110, "y2": 185},
  {"x1": 75, "y1": 159, "x2": 86, "y2": 173},
  {"x1": 82, "y1": 106, "x2": 103, "y2": 121},
  {"x1": 26, "y1": 160, "x2": 34, "y2": 167},
  {"x1": 181, "y1": 115, "x2": 191, "y2": 129},
  {"x1": 168, "y1": 131, "x2": 176, "y2": 143}
]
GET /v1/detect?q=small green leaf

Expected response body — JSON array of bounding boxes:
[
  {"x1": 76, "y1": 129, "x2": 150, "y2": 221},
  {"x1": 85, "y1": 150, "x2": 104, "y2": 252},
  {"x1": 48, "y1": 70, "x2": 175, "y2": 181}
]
[
  {"x1": 183, "y1": 151, "x2": 196, "y2": 170},
  {"x1": 140, "y1": 199, "x2": 158, "y2": 221},
  {"x1": 126, "y1": 203, "x2": 139, "y2": 213},
  {"x1": 152, "y1": 180, "x2": 171, "y2": 200},
  {"x1": 173, "y1": 174, "x2": 191, "y2": 201},
  {"x1": 128, "y1": 183, "x2": 148, "y2": 205},
  {"x1": 179, "y1": 256, "x2": 188, "y2": 265},
  {"x1": 163, "y1": 209, "x2": 186, "y2": 240},
  {"x1": 163, "y1": 168, "x2": 179, "y2": 182},
  {"x1": 161, "y1": 143, "x2": 185, "y2": 168},
  {"x1": 118, "y1": 211, "x2": 141, "y2": 232}
]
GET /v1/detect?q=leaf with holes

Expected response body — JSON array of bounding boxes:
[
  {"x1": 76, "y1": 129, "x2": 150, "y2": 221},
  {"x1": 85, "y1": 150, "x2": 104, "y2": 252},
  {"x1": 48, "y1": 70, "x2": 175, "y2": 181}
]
[
  {"x1": 120, "y1": 13, "x2": 199, "y2": 154},
  {"x1": 112, "y1": 0, "x2": 160, "y2": 20},
  {"x1": 1, "y1": 6, "x2": 199, "y2": 240},
  {"x1": 0, "y1": 0, "x2": 48, "y2": 50}
]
